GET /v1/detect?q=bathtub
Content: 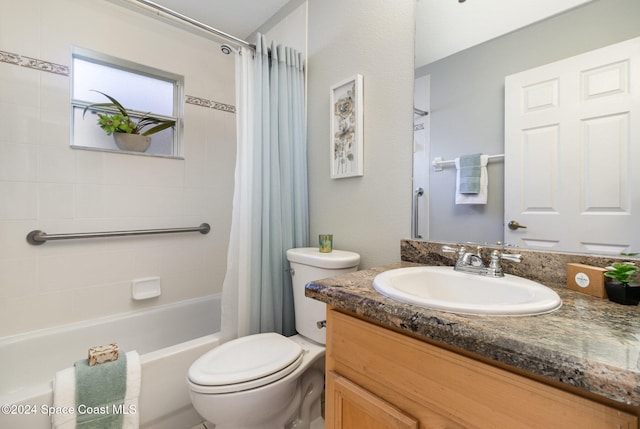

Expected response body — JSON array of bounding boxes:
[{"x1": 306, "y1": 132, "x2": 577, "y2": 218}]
[{"x1": 0, "y1": 294, "x2": 221, "y2": 429}]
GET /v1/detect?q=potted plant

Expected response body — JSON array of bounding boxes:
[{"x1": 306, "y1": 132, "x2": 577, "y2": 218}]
[
  {"x1": 83, "y1": 90, "x2": 175, "y2": 152},
  {"x1": 604, "y1": 262, "x2": 640, "y2": 305}
]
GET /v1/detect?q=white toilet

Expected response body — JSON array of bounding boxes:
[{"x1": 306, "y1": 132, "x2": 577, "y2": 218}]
[{"x1": 187, "y1": 247, "x2": 360, "y2": 429}]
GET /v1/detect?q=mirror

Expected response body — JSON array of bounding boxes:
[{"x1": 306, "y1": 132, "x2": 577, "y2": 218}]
[{"x1": 413, "y1": 0, "x2": 640, "y2": 254}]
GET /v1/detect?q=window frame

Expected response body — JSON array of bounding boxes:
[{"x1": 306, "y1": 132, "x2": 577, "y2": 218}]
[{"x1": 70, "y1": 46, "x2": 185, "y2": 158}]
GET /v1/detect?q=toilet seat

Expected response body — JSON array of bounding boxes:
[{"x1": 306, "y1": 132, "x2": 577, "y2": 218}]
[{"x1": 188, "y1": 333, "x2": 304, "y2": 394}]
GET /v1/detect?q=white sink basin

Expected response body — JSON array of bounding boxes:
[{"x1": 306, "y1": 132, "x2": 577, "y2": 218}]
[{"x1": 373, "y1": 266, "x2": 561, "y2": 316}]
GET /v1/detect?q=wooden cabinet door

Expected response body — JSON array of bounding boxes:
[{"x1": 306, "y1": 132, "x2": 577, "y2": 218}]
[{"x1": 326, "y1": 371, "x2": 418, "y2": 429}]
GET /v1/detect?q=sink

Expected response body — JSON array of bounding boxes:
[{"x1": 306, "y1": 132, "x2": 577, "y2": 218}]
[{"x1": 373, "y1": 266, "x2": 562, "y2": 316}]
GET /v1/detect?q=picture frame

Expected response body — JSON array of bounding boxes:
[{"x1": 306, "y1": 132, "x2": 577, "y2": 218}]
[{"x1": 330, "y1": 74, "x2": 363, "y2": 179}]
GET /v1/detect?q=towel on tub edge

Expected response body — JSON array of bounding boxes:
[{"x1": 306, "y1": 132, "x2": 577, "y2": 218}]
[{"x1": 52, "y1": 350, "x2": 141, "y2": 429}]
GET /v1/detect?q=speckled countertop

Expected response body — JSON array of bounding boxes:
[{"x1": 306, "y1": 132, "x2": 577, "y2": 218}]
[{"x1": 305, "y1": 240, "x2": 640, "y2": 408}]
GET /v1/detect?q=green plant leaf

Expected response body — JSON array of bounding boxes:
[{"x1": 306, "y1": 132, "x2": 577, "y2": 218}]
[
  {"x1": 140, "y1": 120, "x2": 176, "y2": 136},
  {"x1": 604, "y1": 261, "x2": 639, "y2": 283},
  {"x1": 90, "y1": 90, "x2": 129, "y2": 117},
  {"x1": 83, "y1": 102, "x2": 118, "y2": 118}
]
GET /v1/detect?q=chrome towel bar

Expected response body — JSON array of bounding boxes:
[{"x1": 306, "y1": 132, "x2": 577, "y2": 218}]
[
  {"x1": 26, "y1": 223, "x2": 210, "y2": 245},
  {"x1": 432, "y1": 154, "x2": 504, "y2": 172}
]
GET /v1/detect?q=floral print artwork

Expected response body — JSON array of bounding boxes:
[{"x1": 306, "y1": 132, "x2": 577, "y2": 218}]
[{"x1": 332, "y1": 79, "x2": 360, "y2": 177}]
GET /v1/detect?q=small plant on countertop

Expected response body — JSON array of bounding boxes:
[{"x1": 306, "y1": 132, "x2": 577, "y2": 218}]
[
  {"x1": 604, "y1": 262, "x2": 639, "y2": 284},
  {"x1": 604, "y1": 261, "x2": 640, "y2": 305}
]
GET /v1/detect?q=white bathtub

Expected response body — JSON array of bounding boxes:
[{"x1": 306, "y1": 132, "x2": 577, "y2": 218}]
[{"x1": 0, "y1": 294, "x2": 221, "y2": 429}]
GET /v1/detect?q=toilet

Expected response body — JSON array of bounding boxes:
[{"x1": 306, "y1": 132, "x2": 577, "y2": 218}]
[{"x1": 187, "y1": 247, "x2": 360, "y2": 429}]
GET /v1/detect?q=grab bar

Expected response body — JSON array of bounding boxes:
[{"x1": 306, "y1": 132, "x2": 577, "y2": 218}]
[
  {"x1": 26, "y1": 223, "x2": 211, "y2": 245},
  {"x1": 413, "y1": 187, "x2": 424, "y2": 239}
]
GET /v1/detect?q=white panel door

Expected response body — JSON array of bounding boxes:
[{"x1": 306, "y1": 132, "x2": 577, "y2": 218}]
[{"x1": 504, "y1": 37, "x2": 640, "y2": 254}]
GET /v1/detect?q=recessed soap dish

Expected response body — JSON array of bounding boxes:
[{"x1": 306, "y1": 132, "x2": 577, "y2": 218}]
[{"x1": 132, "y1": 277, "x2": 161, "y2": 300}]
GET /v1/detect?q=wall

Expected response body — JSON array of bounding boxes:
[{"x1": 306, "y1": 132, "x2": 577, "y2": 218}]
[
  {"x1": 0, "y1": 0, "x2": 236, "y2": 337},
  {"x1": 416, "y1": 0, "x2": 640, "y2": 245},
  {"x1": 415, "y1": 0, "x2": 595, "y2": 67},
  {"x1": 261, "y1": 3, "x2": 307, "y2": 55},
  {"x1": 251, "y1": 0, "x2": 307, "y2": 55},
  {"x1": 306, "y1": 0, "x2": 415, "y2": 269}
]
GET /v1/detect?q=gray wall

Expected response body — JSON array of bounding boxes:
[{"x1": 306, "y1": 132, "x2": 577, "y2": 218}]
[
  {"x1": 306, "y1": 0, "x2": 415, "y2": 268},
  {"x1": 417, "y1": 0, "x2": 640, "y2": 245}
]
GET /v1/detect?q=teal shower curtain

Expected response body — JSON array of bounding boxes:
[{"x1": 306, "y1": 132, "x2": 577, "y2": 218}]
[
  {"x1": 222, "y1": 34, "x2": 308, "y2": 340},
  {"x1": 252, "y1": 35, "x2": 309, "y2": 336}
]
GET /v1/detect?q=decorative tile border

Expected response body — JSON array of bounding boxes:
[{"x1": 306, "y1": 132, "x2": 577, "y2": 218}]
[
  {"x1": 1, "y1": 50, "x2": 236, "y2": 114},
  {"x1": 0, "y1": 50, "x2": 69, "y2": 76},
  {"x1": 185, "y1": 95, "x2": 236, "y2": 114}
]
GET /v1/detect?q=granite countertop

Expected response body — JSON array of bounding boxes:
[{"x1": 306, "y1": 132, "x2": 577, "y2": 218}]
[{"x1": 306, "y1": 261, "x2": 640, "y2": 407}]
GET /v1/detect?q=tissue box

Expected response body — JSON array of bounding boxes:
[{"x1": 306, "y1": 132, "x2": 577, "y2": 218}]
[
  {"x1": 88, "y1": 343, "x2": 119, "y2": 366},
  {"x1": 566, "y1": 263, "x2": 608, "y2": 298}
]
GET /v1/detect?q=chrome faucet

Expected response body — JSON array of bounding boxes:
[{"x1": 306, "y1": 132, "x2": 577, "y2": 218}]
[{"x1": 442, "y1": 245, "x2": 522, "y2": 277}]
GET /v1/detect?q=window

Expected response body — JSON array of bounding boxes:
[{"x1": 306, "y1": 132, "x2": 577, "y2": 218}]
[{"x1": 71, "y1": 47, "x2": 184, "y2": 157}]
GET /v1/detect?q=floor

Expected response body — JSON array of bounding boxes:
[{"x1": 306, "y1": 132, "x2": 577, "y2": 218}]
[{"x1": 190, "y1": 417, "x2": 325, "y2": 429}]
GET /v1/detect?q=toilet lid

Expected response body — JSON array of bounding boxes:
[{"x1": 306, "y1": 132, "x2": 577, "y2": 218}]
[{"x1": 188, "y1": 333, "x2": 304, "y2": 393}]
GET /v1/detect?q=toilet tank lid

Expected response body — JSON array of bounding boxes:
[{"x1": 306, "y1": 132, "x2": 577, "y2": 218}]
[{"x1": 286, "y1": 247, "x2": 360, "y2": 269}]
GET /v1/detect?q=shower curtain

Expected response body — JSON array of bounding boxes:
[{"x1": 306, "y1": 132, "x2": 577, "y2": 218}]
[{"x1": 221, "y1": 34, "x2": 308, "y2": 342}]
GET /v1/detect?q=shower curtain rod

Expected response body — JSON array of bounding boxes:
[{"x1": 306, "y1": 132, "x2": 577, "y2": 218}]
[{"x1": 124, "y1": 0, "x2": 256, "y2": 52}]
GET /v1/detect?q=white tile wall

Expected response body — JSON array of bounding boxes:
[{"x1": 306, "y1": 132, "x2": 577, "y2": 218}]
[
  {"x1": 0, "y1": 0, "x2": 237, "y2": 337},
  {"x1": 0, "y1": 143, "x2": 38, "y2": 181}
]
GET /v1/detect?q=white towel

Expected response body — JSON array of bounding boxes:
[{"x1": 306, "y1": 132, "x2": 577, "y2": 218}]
[
  {"x1": 455, "y1": 154, "x2": 489, "y2": 205},
  {"x1": 52, "y1": 367, "x2": 75, "y2": 429},
  {"x1": 123, "y1": 351, "x2": 141, "y2": 429},
  {"x1": 52, "y1": 351, "x2": 141, "y2": 429}
]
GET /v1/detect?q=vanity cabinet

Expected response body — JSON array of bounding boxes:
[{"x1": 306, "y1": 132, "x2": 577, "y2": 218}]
[{"x1": 325, "y1": 307, "x2": 638, "y2": 429}]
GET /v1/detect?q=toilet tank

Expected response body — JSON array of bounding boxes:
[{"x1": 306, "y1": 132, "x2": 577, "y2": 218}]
[{"x1": 286, "y1": 248, "x2": 360, "y2": 345}]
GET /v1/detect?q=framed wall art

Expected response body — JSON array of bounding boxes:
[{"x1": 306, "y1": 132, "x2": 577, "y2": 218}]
[{"x1": 330, "y1": 74, "x2": 363, "y2": 179}]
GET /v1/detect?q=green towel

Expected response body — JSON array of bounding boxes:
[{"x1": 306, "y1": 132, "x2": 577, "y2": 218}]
[
  {"x1": 459, "y1": 153, "x2": 482, "y2": 194},
  {"x1": 75, "y1": 353, "x2": 127, "y2": 429}
]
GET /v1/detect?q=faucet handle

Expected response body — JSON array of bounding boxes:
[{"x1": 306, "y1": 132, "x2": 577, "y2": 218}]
[
  {"x1": 442, "y1": 245, "x2": 467, "y2": 260},
  {"x1": 487, "y1": 250, "x2": 522, "y2": 277},
  {"x1": 488, "y1": 250, "x2": 503, "y2": 276},
  {"x1": 501, "y1": 253, "x2": 523, "y2": 263},
  {"x1": 442, "y1": 245, "x2": 468, "y2": 266}
]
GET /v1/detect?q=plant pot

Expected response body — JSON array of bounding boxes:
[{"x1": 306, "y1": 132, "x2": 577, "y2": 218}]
[
  {"x1": 113, "y1": 133, "x2": 151, "y2": 152},
  {"x1": 604, "y1": 281, "x2": 640, "y2": 305}
]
